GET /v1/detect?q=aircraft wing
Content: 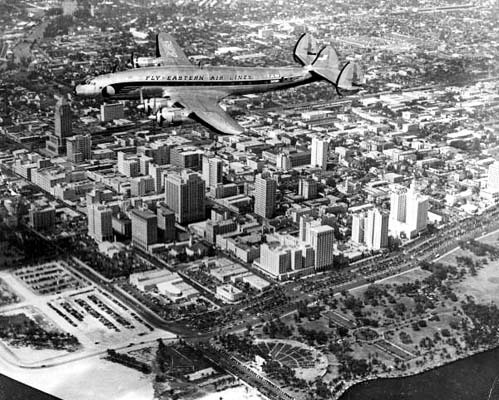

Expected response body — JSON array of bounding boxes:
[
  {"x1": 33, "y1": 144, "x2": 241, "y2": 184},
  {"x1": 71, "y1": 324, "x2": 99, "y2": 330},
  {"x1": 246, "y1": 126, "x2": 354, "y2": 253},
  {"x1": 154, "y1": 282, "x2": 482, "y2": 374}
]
[
  {"x1": 155, "y1": 32, "x2": 192, "y2": 66},
  {"x1": 173, "y1": 93, "x2": 244, "y2": 135}
]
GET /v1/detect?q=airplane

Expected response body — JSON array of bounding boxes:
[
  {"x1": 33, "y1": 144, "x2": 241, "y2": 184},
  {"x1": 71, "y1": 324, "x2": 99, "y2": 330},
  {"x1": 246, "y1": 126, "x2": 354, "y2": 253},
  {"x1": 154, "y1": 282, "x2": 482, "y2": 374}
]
[{"x1": 75, "y1": 32, "x2": 364, "y2": 135}]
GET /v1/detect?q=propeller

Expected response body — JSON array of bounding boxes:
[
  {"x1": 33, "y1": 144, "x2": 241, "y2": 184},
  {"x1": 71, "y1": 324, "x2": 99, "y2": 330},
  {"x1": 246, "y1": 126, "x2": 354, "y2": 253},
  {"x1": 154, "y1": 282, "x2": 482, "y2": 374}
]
[{"x1": 127, "y1": 52, "x2": 135, "y2": 69}]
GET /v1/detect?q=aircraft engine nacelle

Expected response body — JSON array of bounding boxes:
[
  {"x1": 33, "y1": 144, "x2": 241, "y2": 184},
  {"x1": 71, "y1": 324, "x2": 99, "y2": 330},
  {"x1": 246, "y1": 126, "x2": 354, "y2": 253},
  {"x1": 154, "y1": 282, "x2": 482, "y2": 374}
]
[
  {"x1": 134, "y1": 57, "x2": 165, "y2": 68},
  {"x1": 138, "y1": 98, "x2": 175, "y2": 114},
  {"x1": 156, "y1": 107, "x2": 189, "y2": 125},
  {"x1": 102, "y1": 85, "x2": 116, "y2": 97}
]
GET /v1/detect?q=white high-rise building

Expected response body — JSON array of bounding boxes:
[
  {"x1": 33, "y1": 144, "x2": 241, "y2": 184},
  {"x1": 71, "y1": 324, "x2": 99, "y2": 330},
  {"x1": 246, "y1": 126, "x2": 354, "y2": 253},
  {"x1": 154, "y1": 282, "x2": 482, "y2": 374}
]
[
  {"x1": 148, "y1": 164, "x2": 168, "y2": 193},
  {"x1": 389, "y1": 190, "x2": 407, "y2": 224},
  {"x1": 88, "y1": 204, "x2": 113, "y2": 242},
  {"x1": 364, "y1": 208, "x2": 389, "y2": 250},
  {"x1": 311, "y1": 137, "x2": 328, "y2": 169},
  {"x1": 254, "y1": 173, "x2": 277, "y2": 219},
  {"x1": 202, "y1": 156, "x2": 223, "y2": 189},
  {"x1": 406, "y1": 185, "x2": 429, "y2": 234},
  {"x1": 257, "y1": 234, "x2": 314, "y2": 279},
  {"x1": 351, "y1": 213, "x2": 365, "y2": 244},
  {"x1": 389, "y1": 182, "x2": 428, "y2": 238},
  {"x1": 308, "y1": 225, "x2": 335, "y2": 269}
]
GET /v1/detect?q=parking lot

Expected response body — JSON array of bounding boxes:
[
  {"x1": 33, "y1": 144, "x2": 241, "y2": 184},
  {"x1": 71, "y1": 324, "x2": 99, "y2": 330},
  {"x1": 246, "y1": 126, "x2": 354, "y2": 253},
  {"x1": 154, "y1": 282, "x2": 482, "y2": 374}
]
[{"x1": 0, "y1": 261, "x2": 174, "y2": 367}]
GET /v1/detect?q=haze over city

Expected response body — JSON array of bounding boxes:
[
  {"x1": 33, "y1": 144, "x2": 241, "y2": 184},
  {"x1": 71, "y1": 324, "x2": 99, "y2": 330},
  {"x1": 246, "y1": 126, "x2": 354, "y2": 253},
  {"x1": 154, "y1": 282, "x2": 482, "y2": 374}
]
[{"x1": 0, "y1": 0, "x2": 498, "y2": 399}]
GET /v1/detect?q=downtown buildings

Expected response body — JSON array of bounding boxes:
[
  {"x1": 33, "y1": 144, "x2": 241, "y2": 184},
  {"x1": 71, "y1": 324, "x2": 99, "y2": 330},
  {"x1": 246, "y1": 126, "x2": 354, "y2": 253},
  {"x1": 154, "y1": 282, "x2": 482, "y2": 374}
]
[
  {"x1": 389, "y1": 182, "x2": 428, "y2": 239},
  {"x1": 254, "y1": 173, "x2": 277, "y2": 219},
  {"x1": 164, "y1": 170, "x2": 206, "y2": 224}
]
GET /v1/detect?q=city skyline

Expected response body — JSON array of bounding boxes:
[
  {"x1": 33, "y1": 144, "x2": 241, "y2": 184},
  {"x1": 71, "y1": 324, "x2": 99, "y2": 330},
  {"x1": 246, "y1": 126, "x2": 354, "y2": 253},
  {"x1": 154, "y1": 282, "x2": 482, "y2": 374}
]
[{"x1": 0, "y1": 1, "x2": 498, "y2": 400}]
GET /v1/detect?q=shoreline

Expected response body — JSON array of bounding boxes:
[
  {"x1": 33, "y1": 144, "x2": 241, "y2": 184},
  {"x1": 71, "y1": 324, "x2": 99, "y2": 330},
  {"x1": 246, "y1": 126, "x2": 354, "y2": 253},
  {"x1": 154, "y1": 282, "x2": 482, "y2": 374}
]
[
  {"x1": 334, "y1": 343, "x2": 499, "y2": 400},
  {"x1": 333, "y1": 228, "x2": 499, "y2": 399}
]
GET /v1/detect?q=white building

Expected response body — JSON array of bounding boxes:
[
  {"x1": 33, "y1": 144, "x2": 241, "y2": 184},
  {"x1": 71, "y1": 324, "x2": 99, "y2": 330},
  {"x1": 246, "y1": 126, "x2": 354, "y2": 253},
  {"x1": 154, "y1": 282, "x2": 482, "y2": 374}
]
[
  {"x1": 351, "y1": 213, "x2": 365, "y2": 244},
  {"x1": 310, "y1": 136, "x2": 328, "y2": 169},
  {"x1": 88, "y1": 204, "x2": 113, "y2": 243},
  {"x1": 308, "y1": 225, "x2": 335, "y2": 269},
  {"x1": 364, "y1": 208, "x2": 389, "y2": 250},
  {"x1": 202, "y1": 156, "x2": 223, "y2": 190},
  {"x1": 389, "y1": 182, "x2": 428, "y2": 238}
]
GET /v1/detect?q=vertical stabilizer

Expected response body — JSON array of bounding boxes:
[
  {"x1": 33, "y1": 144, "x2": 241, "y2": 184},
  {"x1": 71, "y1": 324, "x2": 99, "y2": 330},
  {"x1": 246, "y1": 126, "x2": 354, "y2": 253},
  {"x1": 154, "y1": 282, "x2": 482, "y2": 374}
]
[
  {"x1": 293, "y1": 33, "x2": 319, "y2": 66},
  {"x1": 311, "y1": 45, "x2": 340, "y2": 71}
]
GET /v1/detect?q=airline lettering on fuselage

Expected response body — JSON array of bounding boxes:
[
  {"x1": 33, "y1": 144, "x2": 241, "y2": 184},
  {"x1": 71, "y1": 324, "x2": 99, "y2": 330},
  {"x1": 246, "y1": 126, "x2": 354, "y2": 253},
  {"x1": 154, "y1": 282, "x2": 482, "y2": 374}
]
[{"x1": 144, "y1": 75, "x2": 255, "y2": 81}]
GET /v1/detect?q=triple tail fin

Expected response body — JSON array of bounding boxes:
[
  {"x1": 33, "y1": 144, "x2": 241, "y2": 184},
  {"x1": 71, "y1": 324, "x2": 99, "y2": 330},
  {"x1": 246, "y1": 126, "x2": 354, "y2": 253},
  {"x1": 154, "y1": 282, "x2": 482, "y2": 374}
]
[{"x1": 310, "y1": 45, "x2": 364, "y2": 95}]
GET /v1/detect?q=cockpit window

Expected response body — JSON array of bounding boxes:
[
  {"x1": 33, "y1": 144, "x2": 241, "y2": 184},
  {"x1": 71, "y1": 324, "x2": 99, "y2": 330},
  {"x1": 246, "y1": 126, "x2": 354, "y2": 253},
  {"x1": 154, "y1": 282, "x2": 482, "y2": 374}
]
[{"x1": 84, "y1": 77, "x2": 93, "y2": 84}]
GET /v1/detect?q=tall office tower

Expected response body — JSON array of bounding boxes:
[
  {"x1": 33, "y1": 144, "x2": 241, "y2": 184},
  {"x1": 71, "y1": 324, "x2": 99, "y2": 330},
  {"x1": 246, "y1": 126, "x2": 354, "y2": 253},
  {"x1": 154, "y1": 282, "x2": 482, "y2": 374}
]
[
  {"x1": 55, "y1": 97, "x2": 72, "y2": 138},
  {"x1": 389, "y1": 189, "x2": 407, "y2": 224},
  {"x1": 351, "y1": 213, "x2": 365, "y2": 244},
  {"x1": 66, "y1": 134, "x2": 91, "y2": 163},
  {"x1": 164, "y1": 170, "x2": 206, "y2": 224},
  {"x1": 88, "y1": 205, "x2": 113, "y2": 242},
  {"x1": 299, "y1": 178, "x2": 318, "y2": 200},
  {"x1": 202, "y1": 156, "x2": 223, "y2": 189},
  {"x1": 406, "y1": 183, "x2": 429, "y2": 235},
  {"x1": 131, "y1": 209, "x2": 158, "y2": 250},
  {"x1": 157, "y1": 202, "x2": 176, "y2": 242},
  {"x1": 488, "y1": 161, "x2": 499, "y2": 191},
  {"x1": 364, "y1": 208, "x2": 389, "y2": 250},
  {"x1": 309, "y1": 225, "x2": 335, "y2": 269},
  {"x1": 100, "y1": 103, "x2": 124, "y2": 122},
  {"x1": 149, "y1": 164, "x2": 168, "y2": 193},
  {"x1": 310, "y1": 136, "x2": 328, "y2": 169},
  {"x1": 254, "y1": 173, "x2": 277, "y2": 219},
  {"x1": 46, "y1": 97, "x2": 72, "y2": 155},
  {"x1": 390, "y1": 182, "x2": 428, "y2": 238}
]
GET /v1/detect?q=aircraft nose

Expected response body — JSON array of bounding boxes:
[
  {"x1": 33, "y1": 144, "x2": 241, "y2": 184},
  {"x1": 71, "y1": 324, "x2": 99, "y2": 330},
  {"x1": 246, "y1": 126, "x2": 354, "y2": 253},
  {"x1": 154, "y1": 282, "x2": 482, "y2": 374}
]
[
  {"x1": 75, "y1": 84, "x2": 87, "y2": 96},
  {"x1": 74, "y1": 84, "x2": 96, "y2": 97}
]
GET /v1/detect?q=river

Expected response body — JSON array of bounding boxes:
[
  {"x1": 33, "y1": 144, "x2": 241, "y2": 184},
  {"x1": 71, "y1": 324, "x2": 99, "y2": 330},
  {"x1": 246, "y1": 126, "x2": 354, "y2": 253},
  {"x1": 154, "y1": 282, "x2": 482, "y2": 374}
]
[
  {"x1": 0, "y1": 373, "x2": 60, "y2": 400},
  {"x1": 339, "y1": 347, "x2": 499, "y2": 400}
]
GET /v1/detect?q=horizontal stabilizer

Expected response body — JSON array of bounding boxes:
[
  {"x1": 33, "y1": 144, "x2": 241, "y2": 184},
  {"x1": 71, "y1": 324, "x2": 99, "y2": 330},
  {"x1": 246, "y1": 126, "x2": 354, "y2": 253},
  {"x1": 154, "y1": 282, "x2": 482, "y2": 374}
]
[{"x1": 293, "y1": 33, "x2": 319, "y2": 66}]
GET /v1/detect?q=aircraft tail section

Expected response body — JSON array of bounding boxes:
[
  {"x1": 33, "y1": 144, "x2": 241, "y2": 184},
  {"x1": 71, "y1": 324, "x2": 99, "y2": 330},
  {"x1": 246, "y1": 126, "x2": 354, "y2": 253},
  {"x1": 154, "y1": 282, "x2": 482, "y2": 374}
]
[
  {"x1": 293, "y1": 33, "x2": 319, "y2": 66},
  {"x1": 335, "y1": 61, "x2": 364, "y2": 94},
  {"x1": 311, "y1": 45, "x2": 340, "y2": 71},
  {"x1": 311, "y1": 45, "x2": 364, "y2": 95}
]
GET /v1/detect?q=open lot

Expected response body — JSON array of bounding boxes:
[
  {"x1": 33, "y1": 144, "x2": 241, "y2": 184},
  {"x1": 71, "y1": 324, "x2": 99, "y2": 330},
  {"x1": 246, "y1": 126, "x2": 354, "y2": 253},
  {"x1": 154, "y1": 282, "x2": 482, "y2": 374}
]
[
  {"x1": 14, "y1": 262, "x2": 90, "y2": 295},
  {"x1": 0, "y1": 261, "x2": 175, "y2": 367}
]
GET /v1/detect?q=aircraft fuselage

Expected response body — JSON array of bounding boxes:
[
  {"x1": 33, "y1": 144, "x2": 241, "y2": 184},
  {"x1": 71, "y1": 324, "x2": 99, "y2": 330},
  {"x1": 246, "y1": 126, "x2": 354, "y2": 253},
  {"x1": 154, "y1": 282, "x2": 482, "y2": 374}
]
[{"x1": 76, "y1": 65, "x2": 317, "y2": 100}]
